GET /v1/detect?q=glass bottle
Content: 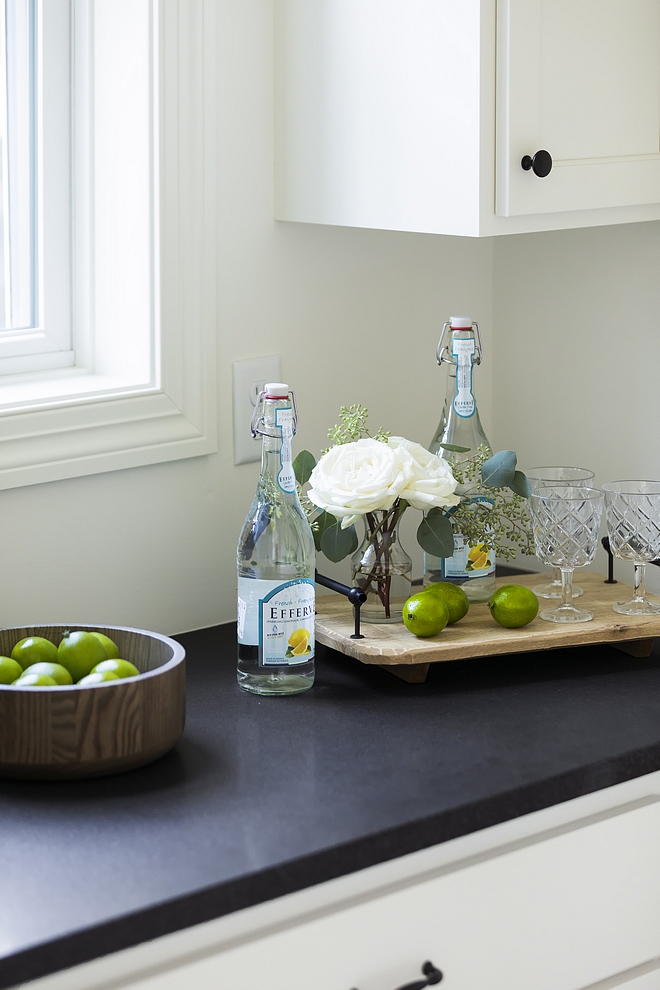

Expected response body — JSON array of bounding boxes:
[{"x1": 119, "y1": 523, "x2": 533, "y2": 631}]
[
  {"x1": 425, "y1": 316, "x2": 496, "y2": 603},
  {"x1": 236, "y1": 383, "x2": 315, "y2": 695}
]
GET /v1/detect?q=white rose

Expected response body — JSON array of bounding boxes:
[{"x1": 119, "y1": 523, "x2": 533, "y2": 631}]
[
  {"x1": 387, "y1": 436, "x2": 461, "y2": 511},
  {"x1": 307, "y1": 437, "x2": 413, "y2": 529}
]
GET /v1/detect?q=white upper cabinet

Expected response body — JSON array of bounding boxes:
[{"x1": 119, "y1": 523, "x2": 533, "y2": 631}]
[
  {"x1": 499, "y1": 0, "x2": 660, "y2": 218},
  {"x1": 275, "y1": 0, "x2": 660, "y2": 236}
]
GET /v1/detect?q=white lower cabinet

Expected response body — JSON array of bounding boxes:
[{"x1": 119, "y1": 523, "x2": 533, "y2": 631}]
[
  {"x1": 118, "y1": 801, "x2": 660, "y2": 990},
  {"x1": 26, "y1": 772, "x2": 660, "y2": 990}
]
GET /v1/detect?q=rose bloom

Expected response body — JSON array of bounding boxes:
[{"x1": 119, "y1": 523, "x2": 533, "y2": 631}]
[
  {"x1": 307, "y1": 437, "x2": 411, "y2": 529},
  {"x1": 387, "y1": 436, "x2": 461, "y2": 511},
  {"x1": 307, "y1": 436, "x2": 460, "y2": 528}
]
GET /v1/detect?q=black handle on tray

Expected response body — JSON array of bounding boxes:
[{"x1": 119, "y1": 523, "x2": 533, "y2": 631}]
[{"x1": 315, "y1": 570, "x2": 367, "y2": 639}]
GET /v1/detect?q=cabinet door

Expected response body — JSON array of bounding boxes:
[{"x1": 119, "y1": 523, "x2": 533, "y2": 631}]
[{"x1": 497, "y1": 0, "x2": 660, "y2": 216}]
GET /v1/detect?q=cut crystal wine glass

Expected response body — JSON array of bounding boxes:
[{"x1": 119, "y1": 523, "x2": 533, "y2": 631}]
[
  {"x1": 603, "y1": 481, "x2": 660, "y2": 615},
  {"x1": 529, "y1": 486, "x2": 603, "y2": 623},
  {"x1": 525, "y1": 467, "x2": 595, "y2": 598}
]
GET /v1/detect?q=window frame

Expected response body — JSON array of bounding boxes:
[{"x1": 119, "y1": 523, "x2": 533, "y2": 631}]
[{"x1": 0, "y1": 0, "x2": 217, "y2": 489}]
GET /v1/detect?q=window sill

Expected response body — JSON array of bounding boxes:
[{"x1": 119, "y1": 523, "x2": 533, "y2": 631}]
[{"x1": 0, "y1": 370, "x2": 216, "y2": 489}]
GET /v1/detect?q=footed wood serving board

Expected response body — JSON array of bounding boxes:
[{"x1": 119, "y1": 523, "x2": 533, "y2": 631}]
[{"x1": 315, "y1": 572, "x2": 660, "y2": 683}]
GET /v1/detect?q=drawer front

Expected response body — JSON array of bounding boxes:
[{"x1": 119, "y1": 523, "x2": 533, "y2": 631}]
[{"x1": 121, "y1": 800, "x2": 660, "y2": 990}]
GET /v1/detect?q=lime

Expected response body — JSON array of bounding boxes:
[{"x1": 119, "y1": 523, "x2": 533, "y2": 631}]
[
  {"x1": 424, "y1": 582, "x2": 469, "y2": 624},
  {"x1": 14, "y1": 672, "x2": 58, "y2": 687},
  {"x1": 20, "y1": 662, "x2": 73, "y2": 686},
  {"x1": 91, "y1": 658, "x2": 140, "y2": 679},
  {"x1": 0, "y1": 656, "x2": 23, "y2": 684},
  {"x1": 91, "y1": 632, "x2": 120, "y2": 659},
  {"x1": 58, "y1": 631, "x2": 109, "y2": 683},
  {"x1": 78, "y1": 670, "x2": 120, "y2": 685},
  {"x1": 489, "y1": 585, "x2": 539, "y2": 628},
  {"x1": 11, "y1": 636, "x2": 58, "y2": 670},
  {"x1": 403, "y1": 593, "x2": 449, "y2": 638}
]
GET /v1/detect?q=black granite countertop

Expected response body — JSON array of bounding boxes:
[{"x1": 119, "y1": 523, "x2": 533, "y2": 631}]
[{"x1": 3, "y1": 622, "x2": 660, "y2": 988}]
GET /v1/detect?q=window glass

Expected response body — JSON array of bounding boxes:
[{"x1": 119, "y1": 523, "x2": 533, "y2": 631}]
[{"x1": 0, "y1": 0, "x2": 37, "y2": 331}]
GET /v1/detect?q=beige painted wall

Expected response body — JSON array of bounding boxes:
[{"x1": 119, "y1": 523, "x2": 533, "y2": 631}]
[
  {"x1": 492, "y1": 219, "x2": 660, "y2": 591},
  {"x1": 0, "y1": 1, "x2": 492, "y2": 634}
]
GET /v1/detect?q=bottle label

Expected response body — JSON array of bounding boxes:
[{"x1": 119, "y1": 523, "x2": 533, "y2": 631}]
[
  {"x1": 441, "y1": 534, "x2": 496, "y2": 580},
  {"x1": 259, "y1": 578, "x2": 315, "y2": 666},
  {"x1": 276, "y1": 407, "x2": 296, "y2": 493},
  {"x1": 237, "y1": 577, "x2": 315, "y2": 665},
  {"x1": 452, "y1": 337, "x2": 476, "y2": 418}
]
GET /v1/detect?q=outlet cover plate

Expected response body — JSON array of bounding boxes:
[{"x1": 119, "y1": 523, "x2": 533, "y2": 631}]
[{"x1": 232, "y1": 355, "x2": 282, "y2": 465}]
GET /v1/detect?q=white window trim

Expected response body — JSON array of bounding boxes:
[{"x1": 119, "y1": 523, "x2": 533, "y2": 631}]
[{"x1": 0, "y1": 0, "x2": 217, "y2": 489}]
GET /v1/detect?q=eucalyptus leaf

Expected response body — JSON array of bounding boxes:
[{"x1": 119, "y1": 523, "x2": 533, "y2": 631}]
[
  {"x1": 321, "y1": 521, "x2": 359, "y2": 563},
  {"x1": 293, "y1": 449, "x2": 316, "y2": 486},
  {"x1": 416, "y1": 509, "x2": 454, "y2": 558},
  {"x1": 312, "y1": 510, "x2": 336, "y2": 552},
  {"x1": 438, "y1": 443, "x2": 471, "y2": 453},
  {"x1": 509, "y1": 470, "x2": 532, "y2": 499},
  {"x1": 482, "y1": 449, "x2": 517, "y2": 488}
]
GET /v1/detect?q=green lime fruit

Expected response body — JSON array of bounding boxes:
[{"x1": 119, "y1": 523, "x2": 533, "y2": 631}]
[
  {"x1": 78, "y1": 670, "x2": 120, "y2": 685},
  {"x1": 20, "y1": 662, "x2": 73, "y2": 686},
  {"x1": 489, "y1": 585, "x2": 539, "y2": 628},
  {"x1": 402, "y1": 593, "x2": 449, "y2": 638},
  {"x1": 0, "y1": 656, "x2": 24, "y2": 684},
  {"x1": 11, "y1": 636, "x2": 58, "y2": 670},
  {"x1": 58, "y1": 630, "x2": 109, "y2": 683},
  {"x1": 91, "y1": 658, "x2": 140, "y2": 679},
  {"x1": 424, "y1": 582, "x2": 470, "y2": 624},
  {"x1": 91, "y1": 632, "x2": 120, "y2": 659},
  {"x1": 13, "y1": 672, "x2": 58, "y2": 687}
]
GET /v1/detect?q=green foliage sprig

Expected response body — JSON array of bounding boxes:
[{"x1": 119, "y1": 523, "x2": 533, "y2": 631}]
[{"x1": 323, "y1": 403, "x2": 389, "y2": 452}]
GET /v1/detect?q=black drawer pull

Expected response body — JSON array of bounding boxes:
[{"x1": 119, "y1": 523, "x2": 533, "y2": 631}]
[
  {"x1": 521, "y1": 149, "x2": 553, "y2": 177},
  {"x1": 351, "y1": 959, "x2": 443, "y2": 990}
]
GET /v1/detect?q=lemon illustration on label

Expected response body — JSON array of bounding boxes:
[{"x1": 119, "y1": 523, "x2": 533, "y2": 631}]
[
  {"x1": 286, "y1": 628, "x2": 312, "y2": 658},
  {"x1": 466, "y1": 543, "x2": 491, "y2": 571}
]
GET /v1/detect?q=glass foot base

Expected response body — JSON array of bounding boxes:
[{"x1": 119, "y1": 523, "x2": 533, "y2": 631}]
[
  {"x1": 612, "y1": 598, "x2": 660, "y2": 616},
  {"x1": 540, "y1": 604, "x2": 594, "y2": 623},
  {"x1": 532, "y1": 580, "x2": 583, "y2": 600}
]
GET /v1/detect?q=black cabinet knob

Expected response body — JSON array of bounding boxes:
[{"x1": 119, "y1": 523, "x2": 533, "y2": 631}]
[
  {"x1": 351, "y1": 959, "x2": 443, "y2": 990},
  {"x1": 521, "y1": 149, "x2": 552, "y2": 177}
]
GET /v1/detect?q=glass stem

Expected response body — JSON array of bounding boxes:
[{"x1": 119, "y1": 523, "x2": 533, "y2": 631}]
[
  {"x1": 552, "y1": 566, "x2": 562, "y2": 585},
  {"x1": 560, "y1": 568, "x2": 574, "y2": 608},
  {"x1": 633, "y1": 562, "x2": 646, "y2": 602}
]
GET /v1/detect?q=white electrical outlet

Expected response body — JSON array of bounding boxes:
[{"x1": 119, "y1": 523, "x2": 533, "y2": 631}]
[{"x1": 232, "y1": 355, "x2": 282, "y2": 465}]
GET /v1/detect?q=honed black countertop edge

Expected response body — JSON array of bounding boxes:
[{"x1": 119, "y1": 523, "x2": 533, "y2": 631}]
[{"x1": 4, "y1": 742, "x2": 660, "y2": 990}]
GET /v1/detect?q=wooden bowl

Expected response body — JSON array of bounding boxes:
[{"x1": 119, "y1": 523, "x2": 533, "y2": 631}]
[{"x1": 0, "y1": 624, "x2": 186, "y2": 780}]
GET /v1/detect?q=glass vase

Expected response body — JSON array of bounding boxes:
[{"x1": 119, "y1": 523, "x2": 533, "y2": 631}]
[{"x1": 351, "y1": 507, "x2": 413, "y2": 623}]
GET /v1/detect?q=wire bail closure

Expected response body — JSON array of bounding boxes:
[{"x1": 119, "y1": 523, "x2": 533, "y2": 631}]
[
  {"x1": 436, "y1": 320, "x2": 482, "y2": 367},
  {"x1": 250, "y1": 389, "x2": 298, "y2": 439}
]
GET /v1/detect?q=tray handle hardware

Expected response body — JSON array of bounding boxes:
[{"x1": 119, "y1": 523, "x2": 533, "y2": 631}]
[
  {"x1": 315, "y1": 571, "x2": 367, "y2": 639},
  {"x1": 350, "y1": 960, "x2": 443, "y2": 990},
  {"x1": 601, "y1": 536, "x2": 660, "y2": 584}
]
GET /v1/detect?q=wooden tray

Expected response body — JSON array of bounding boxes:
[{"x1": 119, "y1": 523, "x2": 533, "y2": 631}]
[{"x1": 315, "y1": 572, "x2": 660, "y2": 682}]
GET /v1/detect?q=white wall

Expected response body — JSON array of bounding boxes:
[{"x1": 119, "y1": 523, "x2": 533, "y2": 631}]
[
  {"x1": 492, "y1": 219, "x2": 660, "y2": 591},
  {"x1": 0, "y1": 1, "x2": 492, "y2": 635},
  {"x1": 6, "y1": 3, "x2": 658, "y2": 634}
]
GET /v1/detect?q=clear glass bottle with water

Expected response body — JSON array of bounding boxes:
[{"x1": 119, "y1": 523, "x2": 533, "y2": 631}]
[
  {"x1": 236, "y1": 383, "x2": 315, "y2": 695},
  {"x1": 425, "y1": 317, "x2": 496, "y2": 603}
]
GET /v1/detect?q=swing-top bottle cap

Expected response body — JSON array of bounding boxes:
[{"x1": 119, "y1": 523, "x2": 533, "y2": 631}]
[
  {"x1": 264, "y1": 382, "x2": 289, "y2": 398},
  {"x1": 449, "y1": 316, "x2": 472, "y2": 329}
]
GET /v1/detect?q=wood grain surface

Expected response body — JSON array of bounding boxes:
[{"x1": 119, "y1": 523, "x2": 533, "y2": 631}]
[
  {"x1": 0, "y1": 625, "x2": 185, "y2": 780},
  {"x1": 315, "y1": 572, "x2": 659, "y2": 668}
]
